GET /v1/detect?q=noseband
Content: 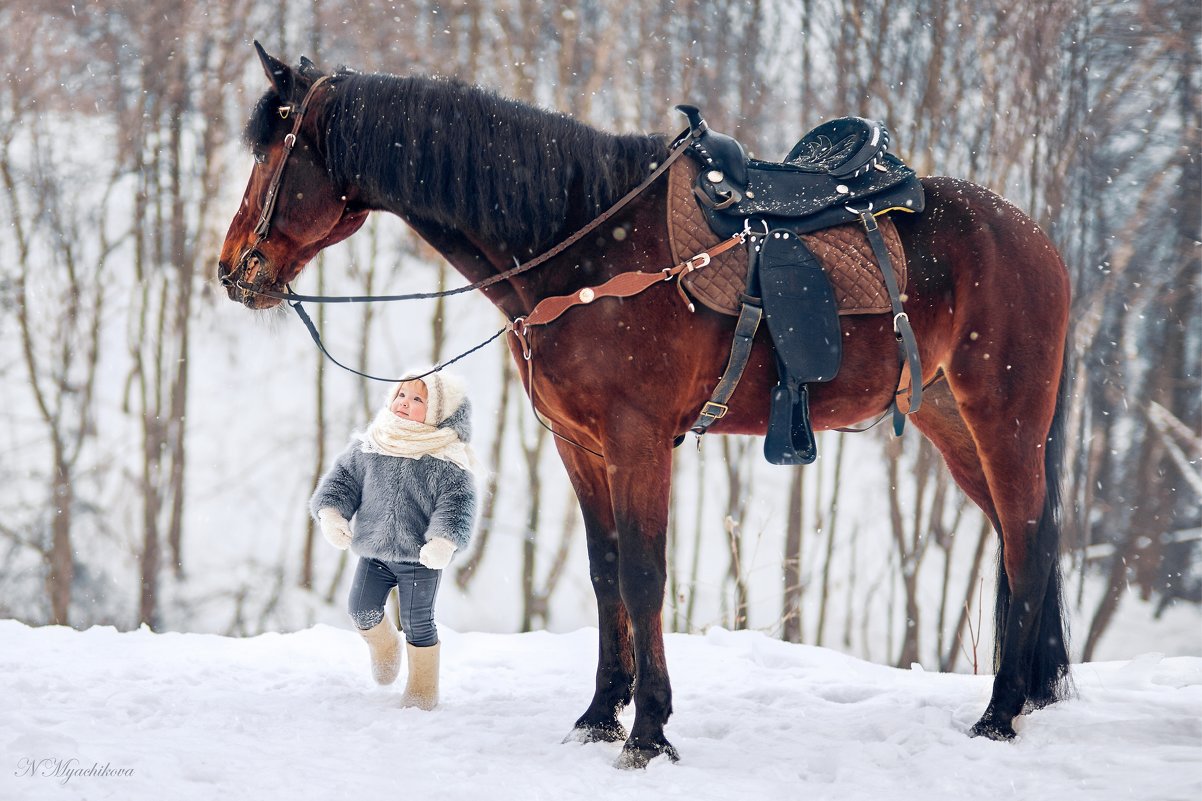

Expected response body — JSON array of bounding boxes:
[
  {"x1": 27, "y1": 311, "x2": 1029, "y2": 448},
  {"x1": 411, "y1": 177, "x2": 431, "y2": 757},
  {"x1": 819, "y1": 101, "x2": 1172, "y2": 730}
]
[{"x1": 222, "y1": 74, "x2": 333, "y2": 290}]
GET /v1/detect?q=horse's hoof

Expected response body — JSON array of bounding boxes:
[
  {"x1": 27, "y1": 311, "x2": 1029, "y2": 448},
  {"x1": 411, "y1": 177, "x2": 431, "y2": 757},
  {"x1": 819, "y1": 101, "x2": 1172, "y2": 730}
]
[
  {"x1": 613, "y1": 738, "x2": 680, "y2": 769},
  {"x1": 969, "y1": 716, "x2": 1017, "y2": 741},
  {"x1": 563, "y1": 720, "x2": 627, "y2": 744}
]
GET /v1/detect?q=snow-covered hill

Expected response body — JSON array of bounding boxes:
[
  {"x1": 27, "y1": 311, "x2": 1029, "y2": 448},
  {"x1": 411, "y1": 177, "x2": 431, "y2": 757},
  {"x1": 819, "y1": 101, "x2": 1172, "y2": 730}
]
[{"x1": 1, "y1": 621, "x2": 1199, "y2": 801}]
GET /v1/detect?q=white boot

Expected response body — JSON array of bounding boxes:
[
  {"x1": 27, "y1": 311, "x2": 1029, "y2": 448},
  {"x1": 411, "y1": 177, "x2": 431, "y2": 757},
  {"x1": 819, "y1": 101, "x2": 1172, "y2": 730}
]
[
  {"x1": 358, "y1": 620, "x2": 402, "y2": 685},
  {"x1": 400, "y1": 641, "x2": 440, "y2": 710}
]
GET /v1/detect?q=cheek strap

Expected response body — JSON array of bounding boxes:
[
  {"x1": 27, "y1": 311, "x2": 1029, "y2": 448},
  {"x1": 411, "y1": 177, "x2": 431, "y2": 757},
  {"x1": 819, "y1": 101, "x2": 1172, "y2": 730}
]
[{"x1": 252, "y1": 74, "x2": 333, "y2": 245}]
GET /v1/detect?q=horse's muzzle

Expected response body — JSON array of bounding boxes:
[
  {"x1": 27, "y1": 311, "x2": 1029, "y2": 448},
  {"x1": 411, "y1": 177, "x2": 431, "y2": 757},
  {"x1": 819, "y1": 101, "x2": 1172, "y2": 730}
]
[
  {"x1": 217, "y1": 260, "x2": 236, "y2": 288},
  {"x1": 218, "y1": 249, "x2": 279, "y2": 308}
]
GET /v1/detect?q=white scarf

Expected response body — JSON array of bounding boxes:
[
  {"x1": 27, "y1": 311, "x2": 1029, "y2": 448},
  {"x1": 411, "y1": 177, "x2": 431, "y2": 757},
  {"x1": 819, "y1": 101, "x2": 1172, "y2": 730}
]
[{"x1": 357, "y1": 407, "x2": 477, "y2": 474}]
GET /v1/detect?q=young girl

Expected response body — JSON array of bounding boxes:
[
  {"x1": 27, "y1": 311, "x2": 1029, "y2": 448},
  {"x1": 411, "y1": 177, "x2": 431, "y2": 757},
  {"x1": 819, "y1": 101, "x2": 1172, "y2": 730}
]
[{"x1": 310, "y1": 369, "x2": 477, "y2": 709}]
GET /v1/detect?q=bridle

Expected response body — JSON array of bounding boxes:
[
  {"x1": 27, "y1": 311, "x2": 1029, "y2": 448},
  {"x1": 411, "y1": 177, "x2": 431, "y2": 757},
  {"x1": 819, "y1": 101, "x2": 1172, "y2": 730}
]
[
  {"x1": 225, "y1": 85, "x2": 694, "y2": 308},
  {"x1": 220, "y1": 74, "x2": 333, "y2": 292}
]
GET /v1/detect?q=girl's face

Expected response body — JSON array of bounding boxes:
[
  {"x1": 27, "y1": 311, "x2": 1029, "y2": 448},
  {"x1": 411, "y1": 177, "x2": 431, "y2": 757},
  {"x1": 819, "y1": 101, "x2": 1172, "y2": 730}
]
[{"x1": 390, "y1": 380, "x2": 428, "y2": 423}]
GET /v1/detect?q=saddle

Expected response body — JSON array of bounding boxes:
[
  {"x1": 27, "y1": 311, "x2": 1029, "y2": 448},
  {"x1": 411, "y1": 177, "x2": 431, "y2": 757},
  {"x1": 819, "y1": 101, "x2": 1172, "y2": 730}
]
[
  {"x1": 676, "y1": 105, "x2": 925, "y2": 465},
  {"x1": 677, "y1": 104, "x2": 924, "y2": 236}
]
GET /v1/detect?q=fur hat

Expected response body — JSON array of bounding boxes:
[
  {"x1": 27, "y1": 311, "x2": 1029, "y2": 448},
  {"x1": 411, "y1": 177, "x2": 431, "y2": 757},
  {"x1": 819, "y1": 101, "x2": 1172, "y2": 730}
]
[{"x1": 388, "y1": 368, "x2": 467, "y2": 427}]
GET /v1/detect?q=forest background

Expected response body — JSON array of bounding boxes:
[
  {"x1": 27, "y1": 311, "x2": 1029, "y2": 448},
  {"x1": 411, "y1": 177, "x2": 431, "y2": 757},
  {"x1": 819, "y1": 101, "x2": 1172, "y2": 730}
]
[{"x1": 1, "y1": 0, "x2": 1198, "y2": 672}]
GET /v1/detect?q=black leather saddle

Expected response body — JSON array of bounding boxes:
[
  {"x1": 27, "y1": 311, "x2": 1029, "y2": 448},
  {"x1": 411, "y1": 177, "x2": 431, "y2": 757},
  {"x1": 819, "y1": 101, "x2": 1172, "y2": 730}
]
[
  {"x1": 678, "y1": 105, "x2": 924, "y2": 465},
  {"x1": 676, "y1": 104, "x2": 924, "y2": 237}
]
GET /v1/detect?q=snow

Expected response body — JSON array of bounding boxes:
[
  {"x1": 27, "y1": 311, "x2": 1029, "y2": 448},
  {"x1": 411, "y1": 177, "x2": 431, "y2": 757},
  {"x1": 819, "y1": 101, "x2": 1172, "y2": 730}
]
[{"x1": 2, "y1": 621, "x2": 1200, "y2": 801}]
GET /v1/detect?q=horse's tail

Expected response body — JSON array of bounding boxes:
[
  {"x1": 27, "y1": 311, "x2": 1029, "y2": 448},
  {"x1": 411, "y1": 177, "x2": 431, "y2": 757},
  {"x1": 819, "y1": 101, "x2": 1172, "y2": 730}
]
[{"x1": 993, "y1": 341, "x2": 1072, "y2": 705}]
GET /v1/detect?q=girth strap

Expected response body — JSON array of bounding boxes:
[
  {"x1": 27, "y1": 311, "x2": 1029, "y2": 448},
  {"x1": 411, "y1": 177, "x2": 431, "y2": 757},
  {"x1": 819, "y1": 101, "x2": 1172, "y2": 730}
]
[
  {"x1": 858, "y1": 210, "x2": 923, "y2": 433},
  {"x1": 688, "y1": 243, "x2": 766, "y2": 437},
  {"x1": 688, "y1": 298, "x2": 763, "y2": 436}
]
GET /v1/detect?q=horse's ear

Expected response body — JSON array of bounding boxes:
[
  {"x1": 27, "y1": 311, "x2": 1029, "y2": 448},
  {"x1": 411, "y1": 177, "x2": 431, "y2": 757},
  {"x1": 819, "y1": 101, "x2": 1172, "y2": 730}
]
[
  {"x1": 254, "y1": 40, "x2": 295, "y2": 100},
  {"x1": 297, "y1": 55, "x2": 325, "y2": 81}
]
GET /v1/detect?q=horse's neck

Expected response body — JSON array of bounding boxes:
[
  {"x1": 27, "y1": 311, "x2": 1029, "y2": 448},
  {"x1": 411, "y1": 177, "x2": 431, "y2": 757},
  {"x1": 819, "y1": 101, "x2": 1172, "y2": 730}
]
[
  {"x1": 397, "y1": 213, "x2": 529, "y2": 319},
  {"x1": 377, "y1": 174, "x2": 613, "y2": 320},
  {"x1": 347, "y1": 113, "x2": 663, "y2": 318}
]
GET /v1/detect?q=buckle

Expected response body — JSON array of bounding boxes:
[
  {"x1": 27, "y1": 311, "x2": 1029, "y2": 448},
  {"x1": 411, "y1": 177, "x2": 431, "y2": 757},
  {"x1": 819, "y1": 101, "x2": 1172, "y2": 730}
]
[
  {"x1": 684, "y1": 252, "x2": 711, "y2": 272},
  {"x1": 701, "y1": 401, "x2": 728, "y2": 420},
  {"x1": 510, "y1": 317, "x2": 532, "y2": 360},
  {"x1": 848, "y1": 204, "x2": 878, "y2": 230}
]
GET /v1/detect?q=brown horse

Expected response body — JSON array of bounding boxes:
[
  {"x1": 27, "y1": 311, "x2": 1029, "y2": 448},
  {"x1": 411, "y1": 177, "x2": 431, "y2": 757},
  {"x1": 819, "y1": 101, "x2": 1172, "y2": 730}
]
[{"x1": 218, "y1": 46, "x2": 1072, "y2": 767}]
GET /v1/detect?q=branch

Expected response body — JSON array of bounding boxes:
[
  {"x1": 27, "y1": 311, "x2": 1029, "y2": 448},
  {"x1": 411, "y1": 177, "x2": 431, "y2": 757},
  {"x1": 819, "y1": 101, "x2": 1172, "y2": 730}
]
[{"x1": 1145, "y1": 401, "x2": 1202, "y2": 498}]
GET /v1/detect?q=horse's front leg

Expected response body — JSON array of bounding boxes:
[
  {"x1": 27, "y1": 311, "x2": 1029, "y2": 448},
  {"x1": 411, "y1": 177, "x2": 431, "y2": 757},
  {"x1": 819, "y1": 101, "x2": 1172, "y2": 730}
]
[
  {"x1": 606, "y1": 436, "x2": 678, "y2": 769},
  {"x1": 556, "y1": 441, "x2": 635, "y2": 745}
]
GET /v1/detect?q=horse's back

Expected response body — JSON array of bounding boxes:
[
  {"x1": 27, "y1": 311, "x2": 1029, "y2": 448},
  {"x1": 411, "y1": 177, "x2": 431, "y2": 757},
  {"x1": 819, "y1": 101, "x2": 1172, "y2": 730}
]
[
  {"x1": 895, "y1": 177, "x2": 1071, "y2": 356},
  {"x1": 903, "y1": 176, "x2": 1070, "y2": 295}
]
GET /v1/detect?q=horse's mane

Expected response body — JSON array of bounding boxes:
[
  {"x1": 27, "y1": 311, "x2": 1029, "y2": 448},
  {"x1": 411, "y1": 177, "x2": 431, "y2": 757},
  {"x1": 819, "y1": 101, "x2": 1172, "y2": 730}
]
[{"x1": 248, "y1": 71, "x2": 669, "y2": 253}]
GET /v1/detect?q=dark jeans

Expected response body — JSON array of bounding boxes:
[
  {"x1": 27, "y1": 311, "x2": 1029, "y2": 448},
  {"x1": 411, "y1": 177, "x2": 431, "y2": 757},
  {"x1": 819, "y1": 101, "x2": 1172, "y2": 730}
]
[{"x1": 348, "y1": 558, "x2": 442, "y2": 647}]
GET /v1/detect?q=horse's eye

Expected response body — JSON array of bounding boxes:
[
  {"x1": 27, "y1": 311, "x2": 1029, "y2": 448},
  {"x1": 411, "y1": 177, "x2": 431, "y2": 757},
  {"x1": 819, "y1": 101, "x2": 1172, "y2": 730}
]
[{"x1": 254, "y1": 151, "x2": 267, "y2": 165}]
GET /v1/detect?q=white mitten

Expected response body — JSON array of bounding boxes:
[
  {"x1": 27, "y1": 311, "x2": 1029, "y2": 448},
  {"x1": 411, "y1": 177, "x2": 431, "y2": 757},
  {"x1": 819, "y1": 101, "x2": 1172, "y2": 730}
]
[
  {"x1": 418, "y1": 537, "x2": 457, "y2": 569},
  {"x1": 317, "y1": 508, "x2": 353, "y2": 550}
]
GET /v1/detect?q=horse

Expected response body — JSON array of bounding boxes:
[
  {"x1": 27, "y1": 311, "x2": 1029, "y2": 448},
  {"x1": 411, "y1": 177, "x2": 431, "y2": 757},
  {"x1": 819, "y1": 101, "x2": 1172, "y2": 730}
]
[{"x1": 218, "y1": 45, "x2": 1072, "y2": 768}]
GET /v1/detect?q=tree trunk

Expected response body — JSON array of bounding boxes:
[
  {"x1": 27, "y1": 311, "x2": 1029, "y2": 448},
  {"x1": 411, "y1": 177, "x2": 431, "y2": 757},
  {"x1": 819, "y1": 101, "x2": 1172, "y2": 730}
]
[
  {"x1": 943, "y1": 518, "x2": 991, "y2": 672},
  {"x1": 781, "y1": 465, "x2": 804, "y2": 642},
  {"x1": 815, "y1": 435, "x2": 845, "y2": 646},
  {"x1": 519, "y1": 417, "x2": 548, "y2": 632},
  {"x1": 455, "y1": 355, "x2": 513, "y2": 590},
  {"x1": 721, "y1": 437, "x2": 751, "y2": 630},
  {"x1": 886, "y1": 435, "x2": 922, "y2": 667},
  {"x1": 301, "y1": 257, "x2": 327, "y2": 591},
  {"x1": 47, "y1": 450, "x2": 74, "y2": 625}
]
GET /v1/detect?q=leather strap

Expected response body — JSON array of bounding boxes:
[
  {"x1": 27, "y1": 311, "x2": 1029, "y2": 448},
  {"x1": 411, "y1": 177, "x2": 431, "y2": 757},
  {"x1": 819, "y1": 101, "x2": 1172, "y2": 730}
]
[
  {"x1": 688, "y1": 239, "x2": 765, "y2": 437},
  {"x1": 285, "y1": 294, "x2": 508, "y2": 383},
  {"x1": 858, "y1": 210, "x2": 923, "y2": 433},
  {"x1": 521, "y1": 345, "x2": 604, "y2": 460},
  {"x1": 510, "y1": 230, "x2": 746, "y2": 460},
  {"x1": 689, "y1": 297, "x2": 763, "y2": 436},
  {"x1": 252, "y1": 75, "x2": 333, "y2": 244},
  {"x1": 525, "y1": 271, "x2": 669, "y2": 328},
  {"x1": 519, "y1": 231, "x2": 746, "y2": 329}
]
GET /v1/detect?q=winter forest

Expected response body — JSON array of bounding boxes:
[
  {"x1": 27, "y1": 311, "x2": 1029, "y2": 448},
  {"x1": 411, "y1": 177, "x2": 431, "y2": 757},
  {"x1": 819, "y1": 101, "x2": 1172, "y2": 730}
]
[{"x1": 1, "y1": 0, "x2": 1199, "y2": 680}]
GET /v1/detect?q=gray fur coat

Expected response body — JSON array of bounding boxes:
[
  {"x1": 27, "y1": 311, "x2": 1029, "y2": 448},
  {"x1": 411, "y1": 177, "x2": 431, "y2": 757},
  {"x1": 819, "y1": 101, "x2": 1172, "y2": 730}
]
[{"x1": 309, "y1": 402, "x2": 477, "y2": 564}]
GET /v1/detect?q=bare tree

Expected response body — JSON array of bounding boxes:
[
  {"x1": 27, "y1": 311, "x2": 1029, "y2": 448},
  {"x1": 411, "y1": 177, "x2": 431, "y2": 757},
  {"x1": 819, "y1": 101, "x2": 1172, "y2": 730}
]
[
  {"x1": 781, "y1": 465, "x2": 805, "y2": 642},
  {"x1": 455, "y1": 355, "x2": 516, "y2": 590},
  {"x1": 813, "y1": 435, "x2": 846, "y2": 647},
  {"x1": 110, "y1": 2, "x2": 249, "y2": 627},
  {"x1": 720, "y1": 437, "x2": 754, "y2": 629},
  {"x1": 0, "y1": 8, "x2": 133, "y2": 625}
]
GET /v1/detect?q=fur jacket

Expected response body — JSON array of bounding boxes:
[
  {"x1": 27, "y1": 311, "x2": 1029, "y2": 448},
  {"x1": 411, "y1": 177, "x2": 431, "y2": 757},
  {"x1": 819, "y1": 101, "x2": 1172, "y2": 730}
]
[{"x1": 309, "y1": 402, "x2": 477, "y2": 564}]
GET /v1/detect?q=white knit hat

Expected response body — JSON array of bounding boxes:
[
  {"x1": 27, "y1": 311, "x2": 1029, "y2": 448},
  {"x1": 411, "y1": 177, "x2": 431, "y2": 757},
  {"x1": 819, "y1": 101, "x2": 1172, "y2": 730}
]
[{"x1": 388, "y1": 368, "x2": 467, "y2": 426}]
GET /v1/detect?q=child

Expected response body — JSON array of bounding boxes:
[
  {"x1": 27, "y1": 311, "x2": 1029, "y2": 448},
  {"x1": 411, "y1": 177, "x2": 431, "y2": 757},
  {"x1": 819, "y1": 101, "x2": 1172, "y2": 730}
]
[{"x1": 310, "y1": 369, "x2": 477, "y2": 709}]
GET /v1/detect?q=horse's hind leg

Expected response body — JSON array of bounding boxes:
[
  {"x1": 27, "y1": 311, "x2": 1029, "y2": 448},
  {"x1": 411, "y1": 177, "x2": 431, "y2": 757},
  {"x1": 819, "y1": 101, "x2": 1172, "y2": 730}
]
[
  {"x1": 557, "y1": 442, "x2": 635, "y2": 745},
  {"x1": 943, "y1": 330, "x2": 1070, "y2": 740},
  {"x1": 911, "y1": 378, "x2": 999, "y2": 528}
]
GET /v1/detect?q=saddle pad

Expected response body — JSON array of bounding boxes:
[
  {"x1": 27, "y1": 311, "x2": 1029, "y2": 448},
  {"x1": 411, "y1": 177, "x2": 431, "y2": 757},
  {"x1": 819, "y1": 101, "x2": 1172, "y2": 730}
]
[{"x1": 667, "y1": 157, "x2": 908, "y2": 317}]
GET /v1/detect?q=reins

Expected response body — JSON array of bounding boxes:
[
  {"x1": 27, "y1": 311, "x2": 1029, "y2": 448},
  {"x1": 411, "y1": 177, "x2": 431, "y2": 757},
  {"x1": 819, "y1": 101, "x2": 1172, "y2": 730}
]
[
  {"x1": 287, "y1": 297, "x2": 510, "y2": 384},
  {"x1": 229, "y1": 79, "x2": 695, "y2": 455}
]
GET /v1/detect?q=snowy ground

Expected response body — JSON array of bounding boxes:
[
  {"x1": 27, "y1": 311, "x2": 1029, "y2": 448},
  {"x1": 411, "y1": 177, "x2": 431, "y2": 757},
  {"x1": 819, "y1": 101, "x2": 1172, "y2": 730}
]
[{"x1": 2, "y1": 622, "x2": 1200, "y2": 801}]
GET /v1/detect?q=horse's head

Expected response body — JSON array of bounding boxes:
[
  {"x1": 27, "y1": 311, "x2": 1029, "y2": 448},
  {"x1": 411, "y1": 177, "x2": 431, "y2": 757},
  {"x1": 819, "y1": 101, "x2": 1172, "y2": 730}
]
[{"x1": 217, "y1": 42, "x2": 369, "y2": 309}]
